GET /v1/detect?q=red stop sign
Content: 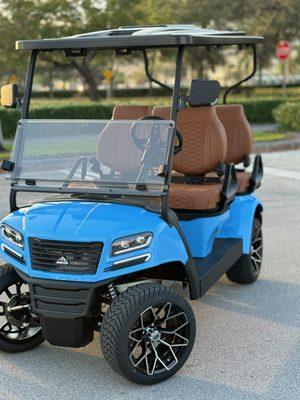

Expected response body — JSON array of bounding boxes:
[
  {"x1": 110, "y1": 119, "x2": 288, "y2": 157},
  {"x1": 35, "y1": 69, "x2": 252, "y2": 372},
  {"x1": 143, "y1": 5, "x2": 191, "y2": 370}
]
[{"x1": 276, "y1": 40, "x2": 291, "y2": 61}]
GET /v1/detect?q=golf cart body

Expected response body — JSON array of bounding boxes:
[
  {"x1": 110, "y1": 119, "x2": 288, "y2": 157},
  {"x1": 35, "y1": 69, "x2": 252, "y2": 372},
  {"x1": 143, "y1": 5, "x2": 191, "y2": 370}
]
[{"x1": 0, "y1": 25, "x2": 264, "y2": 383}]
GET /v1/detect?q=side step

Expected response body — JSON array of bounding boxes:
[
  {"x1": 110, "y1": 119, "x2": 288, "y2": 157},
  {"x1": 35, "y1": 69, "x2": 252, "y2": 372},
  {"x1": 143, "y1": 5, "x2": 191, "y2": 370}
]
[{"x1": 193, "y1": 238, "x2": 243, "y2": 297}]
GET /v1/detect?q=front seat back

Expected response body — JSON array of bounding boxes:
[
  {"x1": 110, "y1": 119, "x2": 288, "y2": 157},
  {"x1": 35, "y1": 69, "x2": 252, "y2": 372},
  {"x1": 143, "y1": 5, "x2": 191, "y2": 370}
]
[
  {"x1": 96, "y1": 105, "x2": 152, "y2": 175},
  {"x1": 153, "y1": 80, "x2": 227, "y2": 176}
]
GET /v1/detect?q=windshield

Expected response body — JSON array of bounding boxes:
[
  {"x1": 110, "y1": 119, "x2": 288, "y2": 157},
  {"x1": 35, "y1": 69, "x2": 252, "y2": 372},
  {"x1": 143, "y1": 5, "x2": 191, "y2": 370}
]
[{"x1": 10, "y1": 119, "x2": 174, "y2": 196}]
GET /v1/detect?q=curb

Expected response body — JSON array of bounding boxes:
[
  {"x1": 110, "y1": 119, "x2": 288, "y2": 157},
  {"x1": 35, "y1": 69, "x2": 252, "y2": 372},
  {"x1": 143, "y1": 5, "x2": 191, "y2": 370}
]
[{"x1": 254, "y1": 137, "x2": 300, "y2": 153}]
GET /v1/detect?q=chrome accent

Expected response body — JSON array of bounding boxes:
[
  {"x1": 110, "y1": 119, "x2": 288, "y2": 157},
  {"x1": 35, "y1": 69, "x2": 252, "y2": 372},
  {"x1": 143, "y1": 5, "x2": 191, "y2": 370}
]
[
  {"x1": 55, "y1": 256, "x2": 69, "y2": 266},
  {"x1": 113, "y1": 253, "x2": 151, "y2": 268},
  {"x1": 1, "y1": 244, "x2": 23, "y2": 260}
]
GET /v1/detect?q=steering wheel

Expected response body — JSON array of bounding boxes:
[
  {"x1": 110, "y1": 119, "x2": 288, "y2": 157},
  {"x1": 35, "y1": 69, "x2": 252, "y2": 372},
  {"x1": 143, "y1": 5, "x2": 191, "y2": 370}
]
[{"x1": 130, "y1": 115, "x2": 183, "y2": 155}]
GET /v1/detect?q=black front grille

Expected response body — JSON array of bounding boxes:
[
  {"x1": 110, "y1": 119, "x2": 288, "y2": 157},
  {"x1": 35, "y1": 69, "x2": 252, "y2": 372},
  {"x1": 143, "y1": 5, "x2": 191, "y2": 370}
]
[{"x1": 29, "y1": 238, "x2": 103, "y2": 274}]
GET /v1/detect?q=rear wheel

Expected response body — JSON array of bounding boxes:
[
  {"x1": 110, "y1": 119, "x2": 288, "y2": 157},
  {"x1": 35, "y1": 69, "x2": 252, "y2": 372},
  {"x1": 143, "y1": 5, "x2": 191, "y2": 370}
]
[
  {"x1": 226, "y1": 217, "x2": 263, "y2": 284},
  {"x1": 0, "y1": 264, "x2": 44, "y2": 353},
  {"x1": 101, "y1": 283, "x2": 196, "y2": 385}
]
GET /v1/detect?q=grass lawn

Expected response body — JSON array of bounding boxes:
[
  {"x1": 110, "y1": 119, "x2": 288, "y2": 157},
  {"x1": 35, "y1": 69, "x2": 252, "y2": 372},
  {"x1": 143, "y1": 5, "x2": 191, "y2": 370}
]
[
  {"x1": 0, "y1": 131, "x2": 288, "y2": 162},
  {"x1": 253, "y1": 131, "x2": 288, "y2": 142}
]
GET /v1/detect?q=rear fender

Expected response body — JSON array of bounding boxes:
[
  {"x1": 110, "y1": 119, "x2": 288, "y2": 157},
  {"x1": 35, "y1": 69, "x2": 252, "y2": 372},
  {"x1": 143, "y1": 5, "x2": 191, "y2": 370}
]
[{"x1": 217, "y1": 194, "x2": 263, "y2": 253}]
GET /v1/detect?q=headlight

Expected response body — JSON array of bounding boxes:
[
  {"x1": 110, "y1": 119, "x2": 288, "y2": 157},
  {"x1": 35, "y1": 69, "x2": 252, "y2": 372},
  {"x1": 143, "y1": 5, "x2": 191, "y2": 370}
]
[
  {"x1": 1, "y1": 224, "x2": 24, "y2": 248},
  {"x1": 111, "y1": 232, "x2": 153, "y2": 256}
]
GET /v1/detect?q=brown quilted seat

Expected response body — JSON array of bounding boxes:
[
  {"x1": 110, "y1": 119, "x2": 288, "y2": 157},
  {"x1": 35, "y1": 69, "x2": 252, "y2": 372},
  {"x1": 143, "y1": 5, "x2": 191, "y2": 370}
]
[
  {"x1": 95, "y1": 105, "x2": 152, "y2": 175},
  {"x1": 216, "y1": 105, "x2": 252, "y2": 164},
  {"x1": 153, "y1": 105, "x2": 227, "y2": 210},
  {"x1": 216, "y1": 104, "x2": 253, "y2": 192},
  {"x1": 112, "y1": 105, "x2": 152, "y2": 120},
  {"x1": 169, "y1": 183, "x2": 222, "y2": 210}
]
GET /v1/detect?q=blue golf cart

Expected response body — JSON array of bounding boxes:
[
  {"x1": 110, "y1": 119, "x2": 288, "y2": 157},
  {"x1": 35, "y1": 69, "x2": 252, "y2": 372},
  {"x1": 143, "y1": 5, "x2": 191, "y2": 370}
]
[{"x1": 0, "y1": 25, "x2": 264, "y2": 384}]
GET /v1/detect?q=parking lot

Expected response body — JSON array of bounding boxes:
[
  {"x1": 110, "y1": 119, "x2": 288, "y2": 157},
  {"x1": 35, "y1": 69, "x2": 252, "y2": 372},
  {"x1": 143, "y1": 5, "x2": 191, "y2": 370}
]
[{"x1": 0, "y1": 150, "x2": 299, "y2": 400}]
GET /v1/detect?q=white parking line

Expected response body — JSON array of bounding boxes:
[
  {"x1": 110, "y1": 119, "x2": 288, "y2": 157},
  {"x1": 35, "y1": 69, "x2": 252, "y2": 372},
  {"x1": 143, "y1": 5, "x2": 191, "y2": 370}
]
[{"x1": 264, "y1": 167, "x2": 300, "y2": 180}]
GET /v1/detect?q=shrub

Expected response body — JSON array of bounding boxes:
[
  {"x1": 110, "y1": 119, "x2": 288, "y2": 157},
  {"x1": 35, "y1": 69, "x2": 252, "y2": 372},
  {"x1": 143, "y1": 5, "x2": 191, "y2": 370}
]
[
  {"x1": 273, "y1": 101, "x2": 300, "y2": 131},
  {"x1": 238, "y1": 98, "x2": 284, "y2": 124}
]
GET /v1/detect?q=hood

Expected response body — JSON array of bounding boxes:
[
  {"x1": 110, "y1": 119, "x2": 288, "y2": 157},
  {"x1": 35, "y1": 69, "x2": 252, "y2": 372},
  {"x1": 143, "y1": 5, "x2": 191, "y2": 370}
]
[{"x1": 3, "y1": 201, "x2": 159, "y2": 243}]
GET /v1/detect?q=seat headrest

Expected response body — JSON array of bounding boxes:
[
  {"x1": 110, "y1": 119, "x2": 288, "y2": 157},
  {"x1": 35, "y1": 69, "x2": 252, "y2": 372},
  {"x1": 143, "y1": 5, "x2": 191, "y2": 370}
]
[
  {"x1": 112, "y1": 105, "x2": 152, "y2": 120},
  {"x1": 188, "y1": 79, "x2": 220, "y2": 107}
]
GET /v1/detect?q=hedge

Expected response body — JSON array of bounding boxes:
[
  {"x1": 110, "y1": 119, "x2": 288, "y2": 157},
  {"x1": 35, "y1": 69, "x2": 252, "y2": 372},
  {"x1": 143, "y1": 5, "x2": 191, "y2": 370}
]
[
  {"x1": 0, "y1": 105, "x2": 113, "y2": 138},
  {"x1": 0, "y1": 98, "x2": 290, "y2": 139},
  {"x1": 273, "y1": 101, "x2": 300, "y2": 131}
]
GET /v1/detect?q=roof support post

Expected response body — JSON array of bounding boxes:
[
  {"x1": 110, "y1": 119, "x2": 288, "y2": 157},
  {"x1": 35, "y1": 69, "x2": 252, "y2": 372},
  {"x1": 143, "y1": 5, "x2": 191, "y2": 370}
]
[
  {"x1": 223, "y1": 44, "x2": 257, "y2": 104},
  {"x1": 21, "y1": 50, "x2": 38, "y2": 119},
  {"x1": 161, "y1": 45, "x2": 184, "y2": 222},
  {"x1": 142, "y1": 49, "x2": 172, "y2": 92},
  {"x1": 171, "y1": 45, "x2": 184, "y2": 122}
]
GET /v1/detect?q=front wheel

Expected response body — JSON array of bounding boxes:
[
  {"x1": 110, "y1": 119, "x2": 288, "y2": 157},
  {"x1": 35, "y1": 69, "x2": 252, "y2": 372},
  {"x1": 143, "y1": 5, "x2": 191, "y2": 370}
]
[
  {"x1": 101, "y1": 283, "x2": 196, "y2": 385},
  {"x1": 0, "y1": 264, "x2": 44, "y2": 353}
]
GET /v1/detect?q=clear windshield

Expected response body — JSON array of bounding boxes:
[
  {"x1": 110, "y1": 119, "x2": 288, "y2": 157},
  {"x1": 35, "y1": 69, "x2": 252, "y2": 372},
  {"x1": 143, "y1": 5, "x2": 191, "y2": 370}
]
[{"x1": 10, "y1": 119, "x2": 174, "y2": 196}]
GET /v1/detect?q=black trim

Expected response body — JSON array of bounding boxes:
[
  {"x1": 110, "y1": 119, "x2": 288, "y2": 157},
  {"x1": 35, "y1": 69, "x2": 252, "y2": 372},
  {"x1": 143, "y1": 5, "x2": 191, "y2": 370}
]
[
  {"x1": 174, "y1": 204, "x2": 230, "y2": 220},
  {"x1": 167, "y1": 209, "x2": 200, "y2": 300},
  {"x1": 1, "y1": 160, "x2": 15, "y2": 172},
  {"x1": 194, "y1": 238, "x2": 243, "y2": 296},
  {"x1": 29, "y1": 238, "x2": 104, "y2": 275},
  {"x1": 162, "y1": 45, "x2": 184, "y2": 222},
  {"x1": 236, "y1": 154, "x2": 264, "y2": 196},
  {"x1": 15, "y1": 270, "x2": 113, "y2": 347}
]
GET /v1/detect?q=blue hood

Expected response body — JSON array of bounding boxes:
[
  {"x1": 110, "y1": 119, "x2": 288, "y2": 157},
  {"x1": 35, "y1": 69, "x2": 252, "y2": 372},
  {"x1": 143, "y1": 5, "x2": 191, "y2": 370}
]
[
  {"x1": 1, "y1": 201, "x2": 188, "y2": 283},
  {"x1": 10, "y1": 201, "x2": 155, "y2": 242}
]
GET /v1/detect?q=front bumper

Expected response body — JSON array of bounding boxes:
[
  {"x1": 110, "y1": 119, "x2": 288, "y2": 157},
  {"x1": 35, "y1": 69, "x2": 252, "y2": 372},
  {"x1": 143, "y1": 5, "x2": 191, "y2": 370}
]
[{"x1": 17, "y1": 270, "x2": 111, "y2": 347}]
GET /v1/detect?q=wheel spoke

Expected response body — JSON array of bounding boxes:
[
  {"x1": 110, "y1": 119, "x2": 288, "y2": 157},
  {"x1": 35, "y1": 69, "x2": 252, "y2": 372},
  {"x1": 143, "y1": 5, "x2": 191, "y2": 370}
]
[
  {"x1": 157, "y1": 302, "x2": 172, "y2": 321},
  {"x1": 156, "y1": 311, "x2": 186, "y2": 327},
  {"x1": 251, "y1": 257, "x2": 260, "y2": 272},
  {"x1": 15, "y1": 282, "x2": 22, "y2": 294},
  {"x1": 131, "y1": 344, "x2": 148, "y2": 367},
  {"x1": 252, "y1": 250, "x2": 262, "y2": 260},
  {"x1": 158, "y1": 339, "x2": 178, "y2": 365},
  {"x1": 162, "y1": 332, "x2": 189, "y2": 347},
  {"x1": 0, "y1": 322, "x2": 12, "y2": 333},
  {"x1": 140, "y1": 306, "x2": 157, "y2": 328},
  {"x1": 150, "y1": 342, "x2": 170, "y2": 371},
  {"x1": 4, "y1": 288, "x2": 13, "y2": 299},
  {"x1": 129, "y1": 327, "x2": 143, "y2": 343},
  {"x1": 0, "y1": 301, "x2": 7, "y2": 316}
]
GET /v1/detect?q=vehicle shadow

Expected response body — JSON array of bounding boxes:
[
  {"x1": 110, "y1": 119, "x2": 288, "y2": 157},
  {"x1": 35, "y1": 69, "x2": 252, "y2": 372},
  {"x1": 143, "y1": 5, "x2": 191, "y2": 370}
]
[
  {"x1": 0, "y1": 342, "x2": 271, "y2": 400},
  {"x1": 1, "y1": 278, "x2": 298, "y2": 400},
  {"x1": 197, "y1": 277, "x2": 300, "y2": 329}
]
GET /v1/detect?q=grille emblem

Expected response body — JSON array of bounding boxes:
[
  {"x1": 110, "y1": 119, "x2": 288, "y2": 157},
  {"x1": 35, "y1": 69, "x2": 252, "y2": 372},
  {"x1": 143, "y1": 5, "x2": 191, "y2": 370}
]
[{"x1": 56, "y1": 256, "x2": 69, "y2": 266}]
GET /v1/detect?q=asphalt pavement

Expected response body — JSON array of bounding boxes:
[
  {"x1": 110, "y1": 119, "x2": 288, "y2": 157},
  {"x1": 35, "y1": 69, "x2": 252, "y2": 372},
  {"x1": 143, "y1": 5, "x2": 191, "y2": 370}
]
[{"x1": 0, "y1": 150, "x2": 299, "y2": 400}]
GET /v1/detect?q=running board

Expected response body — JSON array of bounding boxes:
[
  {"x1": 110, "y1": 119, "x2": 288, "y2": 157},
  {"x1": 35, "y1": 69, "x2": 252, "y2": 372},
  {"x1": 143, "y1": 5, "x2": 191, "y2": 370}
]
[{"x1": 193, "y1": 238, "x2": 243, "y2": 297}]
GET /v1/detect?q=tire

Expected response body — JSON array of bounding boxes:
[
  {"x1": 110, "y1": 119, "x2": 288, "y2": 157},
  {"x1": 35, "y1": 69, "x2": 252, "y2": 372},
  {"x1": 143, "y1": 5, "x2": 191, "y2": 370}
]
[
  {"x1": 226, "y1": 217, "x2": 263, "y2": 284},
  {"x1": 101, "y1": 282, "x2": 196, "y2": 385},
  {"x1": 0, "y1": 264, "x2": 44, "y2": 353}
]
